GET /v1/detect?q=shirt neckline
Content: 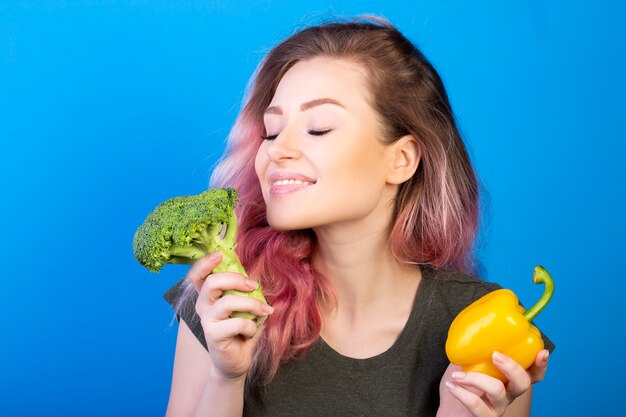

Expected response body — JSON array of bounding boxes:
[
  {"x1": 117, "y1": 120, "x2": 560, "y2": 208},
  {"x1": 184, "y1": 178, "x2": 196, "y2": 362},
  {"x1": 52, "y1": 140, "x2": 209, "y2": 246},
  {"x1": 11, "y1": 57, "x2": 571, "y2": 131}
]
[{"x1": 311, "y1": 266, "x2": 437, "y2": 371}]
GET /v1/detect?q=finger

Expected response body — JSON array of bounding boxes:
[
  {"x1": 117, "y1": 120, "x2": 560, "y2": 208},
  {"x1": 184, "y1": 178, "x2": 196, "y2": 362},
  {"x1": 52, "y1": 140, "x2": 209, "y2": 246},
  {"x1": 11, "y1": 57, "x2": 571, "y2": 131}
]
[
  {"x1": 445, "y1": 381, "x2": 495, "y2": 417},
  {"x1": 452, "y1": 371, "x2": 507, "y2": 413},
  {"x1": 527, "y1": 349, "x2": 549, "y2": 383},
  {"x1": 203, "y1": 317, "x2": 259, "y2": 343},
  {"x1": 440, "y1": 363, "x2": 463, "y2": 393},
  {"x1": 207, "y1": 294, "x2": 274, "y2": 321},
  {"x1": 197, "y1": 272, "x2": 260, "y2": 307},
  {"x1": 492, "y1": 351, "x2": 531, "y2": 399},
  {"x1": 187, "y1": 251, "x2": 223, "y2": 292}
]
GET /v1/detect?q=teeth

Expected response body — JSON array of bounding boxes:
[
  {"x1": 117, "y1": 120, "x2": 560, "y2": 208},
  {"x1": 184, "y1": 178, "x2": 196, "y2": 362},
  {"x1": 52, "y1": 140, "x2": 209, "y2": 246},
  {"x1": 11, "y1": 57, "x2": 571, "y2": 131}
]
[{"x1": 272, "y1": 179, "x2": 313, "y2": 186}]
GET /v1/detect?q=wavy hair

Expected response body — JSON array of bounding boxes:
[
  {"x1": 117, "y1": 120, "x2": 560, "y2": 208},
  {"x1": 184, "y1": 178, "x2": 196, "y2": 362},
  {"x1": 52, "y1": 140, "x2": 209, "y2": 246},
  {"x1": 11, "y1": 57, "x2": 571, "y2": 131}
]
[{"x1": 175, "y1": 15, "x2": 480, "y2": 389}]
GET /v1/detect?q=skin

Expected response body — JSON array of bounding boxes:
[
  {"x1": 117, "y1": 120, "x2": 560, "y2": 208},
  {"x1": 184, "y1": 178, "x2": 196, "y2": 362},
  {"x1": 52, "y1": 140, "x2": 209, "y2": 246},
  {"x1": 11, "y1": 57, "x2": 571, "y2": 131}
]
[
  {"x1": 257, "y1": 58, "x2": 400, "y2": 232},
  {"x1": 165, "y1": 57, "x2": 549, "y2": 417}
]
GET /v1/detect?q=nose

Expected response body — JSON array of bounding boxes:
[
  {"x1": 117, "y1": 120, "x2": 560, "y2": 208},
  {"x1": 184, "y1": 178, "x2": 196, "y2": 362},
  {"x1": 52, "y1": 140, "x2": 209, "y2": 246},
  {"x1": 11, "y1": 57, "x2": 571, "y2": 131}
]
[{"x1": 265, "y1": 128, "x2": 302, "y2": 162}]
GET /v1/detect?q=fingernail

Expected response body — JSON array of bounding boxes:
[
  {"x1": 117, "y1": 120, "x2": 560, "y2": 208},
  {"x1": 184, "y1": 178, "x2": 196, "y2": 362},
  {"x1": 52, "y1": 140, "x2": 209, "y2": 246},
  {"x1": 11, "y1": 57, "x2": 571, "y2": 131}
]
[
  {"x1": 208, "y1": 251, "x2": 222, "y2": 261},
  {"x1": 445, "y1": 381, "x2": 457, "y2": 390},
  {"x1": 246, "y1": 279, "x2": 259, "y2": 289},
  {"x1": 543, "y1": 350, "x2": 550, "y2": 363},
  {"x1": 452, "y1": 371, "x2": 466, "y2": 380},
  {"x1": 493, "y1": 351, "x2": 506, "y2": 363},
  {"x1": 262, "y1": 303, "x2": 274, "y2": 314}
]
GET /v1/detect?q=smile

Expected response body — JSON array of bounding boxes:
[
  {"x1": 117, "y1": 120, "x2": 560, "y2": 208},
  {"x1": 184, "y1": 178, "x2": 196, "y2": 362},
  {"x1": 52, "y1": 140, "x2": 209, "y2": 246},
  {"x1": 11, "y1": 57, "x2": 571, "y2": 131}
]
[
  {"x1": 272, "y1": 179, "x2": 315, "y2": 186},
  {"x1": 268, "y1": 171, "x2": 317, "y2": 195}
]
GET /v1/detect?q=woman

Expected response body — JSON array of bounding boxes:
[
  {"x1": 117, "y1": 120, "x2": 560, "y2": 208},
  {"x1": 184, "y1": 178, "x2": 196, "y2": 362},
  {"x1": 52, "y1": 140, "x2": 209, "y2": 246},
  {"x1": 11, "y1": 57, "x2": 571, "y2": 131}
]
[{"x1": 163, "y1": 16, "x2": 554, "y2": 417}]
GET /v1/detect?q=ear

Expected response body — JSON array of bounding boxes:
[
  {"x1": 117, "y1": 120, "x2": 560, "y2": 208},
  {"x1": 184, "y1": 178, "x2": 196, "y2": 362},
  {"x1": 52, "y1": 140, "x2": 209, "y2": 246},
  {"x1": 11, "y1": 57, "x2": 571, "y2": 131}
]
[{"x1": 386, "y1": 135, "x2": 421, "y2": 185}]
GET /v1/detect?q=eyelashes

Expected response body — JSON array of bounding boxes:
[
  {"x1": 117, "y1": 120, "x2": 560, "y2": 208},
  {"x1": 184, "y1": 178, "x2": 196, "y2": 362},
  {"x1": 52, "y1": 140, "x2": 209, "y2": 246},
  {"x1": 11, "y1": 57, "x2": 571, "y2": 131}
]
[
  {"x1": 309, "y1": 129, "x2": 332, "y2": 137},
  {"x1": 260, "y1": 133, "x2": 278, "y2": 140},
  {"x1": 261, "y1": 129, "x2": 332, "y2": 141}
]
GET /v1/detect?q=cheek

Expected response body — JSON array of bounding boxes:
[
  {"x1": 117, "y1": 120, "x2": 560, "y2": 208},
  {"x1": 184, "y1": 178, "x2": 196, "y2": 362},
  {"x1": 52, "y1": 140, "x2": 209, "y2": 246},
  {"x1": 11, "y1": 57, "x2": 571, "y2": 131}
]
[
  {"x1": 314, "y1": 145, "x2": 389, "y2": 214},
  {"x1": 254, "y1": 145, "x2": 268, "y2": 184},
  {"x1": 326, "y1": 142, "x2": 387, "y2": 187}
]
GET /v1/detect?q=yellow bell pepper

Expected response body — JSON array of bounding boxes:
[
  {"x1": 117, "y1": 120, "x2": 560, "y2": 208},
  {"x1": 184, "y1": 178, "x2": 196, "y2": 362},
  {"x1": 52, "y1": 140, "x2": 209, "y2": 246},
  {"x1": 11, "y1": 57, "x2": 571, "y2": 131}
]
[{"x1": 445, "y1": 266, "x2": 554, "y2": 382}]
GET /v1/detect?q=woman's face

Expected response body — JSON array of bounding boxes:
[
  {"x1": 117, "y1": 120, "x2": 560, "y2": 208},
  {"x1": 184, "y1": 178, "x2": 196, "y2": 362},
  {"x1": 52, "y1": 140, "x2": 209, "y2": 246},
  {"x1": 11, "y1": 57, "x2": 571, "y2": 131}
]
[{"x1": 255, "y1": 57, "x2": 398, "y2": 231}]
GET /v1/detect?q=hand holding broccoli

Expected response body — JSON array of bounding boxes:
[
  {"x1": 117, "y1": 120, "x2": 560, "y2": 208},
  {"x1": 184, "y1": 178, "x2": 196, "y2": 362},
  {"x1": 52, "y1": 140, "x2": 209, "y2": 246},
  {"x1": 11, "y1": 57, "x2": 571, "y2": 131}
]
[
  {"x1": 133, "y1": 188, "x2": 269, "y2": 325},
  {"x1": 186, "y1": 250, "x2": 273, "y2": 381}
]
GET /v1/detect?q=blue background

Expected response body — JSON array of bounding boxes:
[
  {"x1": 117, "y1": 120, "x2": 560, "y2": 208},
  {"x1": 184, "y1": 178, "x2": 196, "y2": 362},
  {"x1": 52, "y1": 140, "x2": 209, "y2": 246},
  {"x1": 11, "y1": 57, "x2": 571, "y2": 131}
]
[{"x1": 1, "y1": 1, "x2": 624, "y2": 415}]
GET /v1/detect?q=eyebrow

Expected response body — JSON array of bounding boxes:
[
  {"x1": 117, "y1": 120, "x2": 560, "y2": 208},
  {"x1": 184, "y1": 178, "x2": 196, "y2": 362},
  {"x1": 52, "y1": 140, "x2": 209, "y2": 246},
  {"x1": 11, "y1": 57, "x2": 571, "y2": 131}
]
[{"x1": 264, "y1": 98, "x2": 346, "y2": 115}]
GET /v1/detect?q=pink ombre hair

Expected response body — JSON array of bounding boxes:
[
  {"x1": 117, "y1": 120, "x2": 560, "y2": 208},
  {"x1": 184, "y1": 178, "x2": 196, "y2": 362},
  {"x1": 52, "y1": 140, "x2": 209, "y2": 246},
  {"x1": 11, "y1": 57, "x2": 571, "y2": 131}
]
[{"x1": 176, "y1": 15, "x2": 480, "y2": 388}]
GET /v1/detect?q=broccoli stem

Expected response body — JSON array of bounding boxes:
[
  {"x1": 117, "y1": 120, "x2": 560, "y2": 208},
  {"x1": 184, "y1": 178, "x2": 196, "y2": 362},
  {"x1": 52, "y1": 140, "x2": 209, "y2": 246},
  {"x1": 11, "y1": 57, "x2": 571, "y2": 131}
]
[
  {"x1": 211, "y1": 211, "x2": 268, "y2": 323},
  {"x1": 199, "y1": 224, "x2": 221, "y2": 249},
  {"x1": 211, "y1": 210, "x2": 248, "y2": 276},
  {"x1": 213, "y1": 250, "x2": 248, "y2": 277},
  {"x1": 223, "y1": 211, "x2": 239, "y2": 247}
]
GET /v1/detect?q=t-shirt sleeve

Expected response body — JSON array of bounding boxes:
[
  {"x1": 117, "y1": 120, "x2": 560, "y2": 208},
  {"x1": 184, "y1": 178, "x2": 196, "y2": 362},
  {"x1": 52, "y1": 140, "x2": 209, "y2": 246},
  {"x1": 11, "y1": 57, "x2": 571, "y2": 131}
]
[{"x1": 163, "y1": 277, "x2": 209, "y2": 351}]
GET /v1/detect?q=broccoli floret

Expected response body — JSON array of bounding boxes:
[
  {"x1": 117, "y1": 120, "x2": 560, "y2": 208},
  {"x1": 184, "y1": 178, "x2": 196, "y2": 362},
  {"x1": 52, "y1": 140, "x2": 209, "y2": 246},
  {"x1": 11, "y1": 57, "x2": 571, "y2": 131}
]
[{"x1": 133, "y1": 188, "x2": 267, "y2": 324}]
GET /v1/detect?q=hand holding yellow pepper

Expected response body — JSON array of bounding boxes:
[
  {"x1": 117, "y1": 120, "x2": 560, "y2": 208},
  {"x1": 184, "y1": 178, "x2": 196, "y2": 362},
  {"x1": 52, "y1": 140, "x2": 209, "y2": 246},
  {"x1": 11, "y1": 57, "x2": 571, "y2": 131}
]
[{"x1": 445, "y1": 266, "x2": 554, "y2": 382}]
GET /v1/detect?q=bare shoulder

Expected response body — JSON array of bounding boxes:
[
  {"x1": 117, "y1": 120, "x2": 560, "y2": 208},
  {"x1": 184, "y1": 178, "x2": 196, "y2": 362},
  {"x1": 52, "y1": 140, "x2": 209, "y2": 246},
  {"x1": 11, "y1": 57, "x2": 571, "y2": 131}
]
[{"x1": 165, "y1": 319, "x2": 212, "y2": 417}]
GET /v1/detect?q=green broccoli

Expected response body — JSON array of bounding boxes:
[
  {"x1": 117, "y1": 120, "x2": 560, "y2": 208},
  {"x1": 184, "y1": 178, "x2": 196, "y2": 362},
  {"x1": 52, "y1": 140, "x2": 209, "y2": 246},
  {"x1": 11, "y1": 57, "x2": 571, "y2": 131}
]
[{"x1": 133, "y1": 188, "x2": 267, "y2": 325}]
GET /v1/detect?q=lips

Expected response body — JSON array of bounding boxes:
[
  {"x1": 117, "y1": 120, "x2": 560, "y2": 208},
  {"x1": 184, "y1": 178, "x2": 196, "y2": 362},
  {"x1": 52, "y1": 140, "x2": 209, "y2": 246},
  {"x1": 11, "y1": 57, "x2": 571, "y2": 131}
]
[
  {"x1": 272, "y1": 179, "x2": 314, "y2": 186},
  {"x1": 269, "y1": 171, "x2": 316, "y2": 195}
]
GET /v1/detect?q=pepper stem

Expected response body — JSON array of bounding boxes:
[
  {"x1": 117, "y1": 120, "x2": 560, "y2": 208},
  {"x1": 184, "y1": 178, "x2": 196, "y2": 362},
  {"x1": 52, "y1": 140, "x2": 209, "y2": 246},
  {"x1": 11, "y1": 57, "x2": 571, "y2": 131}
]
[{"x1": 523, "y1": 265, "x2": 555, "y2": 322}]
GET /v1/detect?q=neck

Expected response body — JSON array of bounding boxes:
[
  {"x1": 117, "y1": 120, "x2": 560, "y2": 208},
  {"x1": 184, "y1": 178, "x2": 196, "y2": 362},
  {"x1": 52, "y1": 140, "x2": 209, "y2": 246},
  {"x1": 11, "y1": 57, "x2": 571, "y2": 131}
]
[
  {"x1": 312, "y1": 210, "x2": 420, "y2": 317},
  {"x1": 311, "y1": 213, "x2": 422, "y2": 358}
]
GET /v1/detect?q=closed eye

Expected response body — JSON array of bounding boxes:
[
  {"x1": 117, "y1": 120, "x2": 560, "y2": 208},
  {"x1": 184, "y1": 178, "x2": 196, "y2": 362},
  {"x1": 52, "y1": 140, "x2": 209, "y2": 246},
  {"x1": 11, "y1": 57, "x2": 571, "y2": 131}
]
[
  {"x1": 260, "y1": 129, "x2": 332, "y2": 140},
  {"x1": 309, "y1": 129, "x2": 332, "y2": 136}
]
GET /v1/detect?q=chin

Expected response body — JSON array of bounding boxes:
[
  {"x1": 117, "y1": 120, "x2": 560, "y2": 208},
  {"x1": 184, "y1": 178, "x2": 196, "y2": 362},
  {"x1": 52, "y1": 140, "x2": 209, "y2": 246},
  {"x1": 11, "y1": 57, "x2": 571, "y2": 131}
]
[
  {"x1": 266, "y1": 217, "x2": 307, "y2": 231},
  {"x1": 266, "y1": 210, "x2": 313, "y2": 231}
]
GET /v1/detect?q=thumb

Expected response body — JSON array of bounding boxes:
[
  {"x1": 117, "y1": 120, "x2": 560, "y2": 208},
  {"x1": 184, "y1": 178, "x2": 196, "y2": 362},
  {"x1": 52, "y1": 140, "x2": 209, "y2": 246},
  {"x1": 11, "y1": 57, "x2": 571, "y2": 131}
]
[{"x1": 187, "y1": 251, "x2": 223, "y2": 293}]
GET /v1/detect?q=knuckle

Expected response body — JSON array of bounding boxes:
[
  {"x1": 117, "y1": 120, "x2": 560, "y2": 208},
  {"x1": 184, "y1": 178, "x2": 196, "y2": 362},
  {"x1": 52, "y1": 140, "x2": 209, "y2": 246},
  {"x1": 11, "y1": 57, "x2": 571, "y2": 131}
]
[
  {"x1": 202, "y1": 327, "x2": 217, "y2": 345},
  {"x1": 188, "y1": 260, "x2": 205, "y2": 277},
  {"x1": 188, "y1": 270, "x2": 209, "y2": 288},
  {"x1": 240, "y1": 276, "x2": 249, "y2": 289},
  {"x1": 238, "y1": 318, "x2": 256, "y2": 335},
  {"x1": 493, "y1": 383, "x2": 506, "y2": 399},
  {"x1": 466, "y1": 395, "x2": 482, "y2": 410},
  {"x1": 200, "y1": 274, "x2": 219, "y2": 292},
  {"x1": 245, "y1": 319, "x2": 255, "y2": 333},
  {"x1": 194, "y1": 299, "x2": 206, "y2": 317},
  {"x1": 236, "y1": 318, "x2": 249, "y2": 333},
  {"x1": 186, "y1": 271, "x2": 199, "y2": 284}
]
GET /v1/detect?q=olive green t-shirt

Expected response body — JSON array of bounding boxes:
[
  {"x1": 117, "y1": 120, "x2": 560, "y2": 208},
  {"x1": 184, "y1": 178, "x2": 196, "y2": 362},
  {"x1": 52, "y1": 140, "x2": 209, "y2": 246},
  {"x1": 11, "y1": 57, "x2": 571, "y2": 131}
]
[{"x1": 163, "y1": 266, "x2": 555, "y2": 417}]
